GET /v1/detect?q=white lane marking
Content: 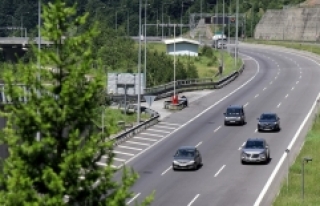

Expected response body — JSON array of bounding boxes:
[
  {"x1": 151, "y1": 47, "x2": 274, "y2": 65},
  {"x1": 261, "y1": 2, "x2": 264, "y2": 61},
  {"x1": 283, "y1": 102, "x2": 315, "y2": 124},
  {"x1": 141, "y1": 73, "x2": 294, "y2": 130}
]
[
  {"x1": 147, "y1": 128, "x2": 170, "y2": 133},
  {"x1": 277, "y1": 102, "x2": 282, "y2": 108},
  {"x1": 114, "y1": 157, "x2": 126, "y2": 162},
  {"x1": 96, "y1": 162, "x2": 117, "y2": 168},
  {"x1": 118, "y1": 145, "x2": 143, "y2": 151},
  {"x1": 254, "y1": 129, "x2": 257, "y2": 133},
  {"x1": 214, "y1": 126, "x2": 222, "y2": 132},
  {"x1": 238, "y1": 146, "x2": 242, "y2": 150},
  {"x1": 133, "y1": 136, "x2": 157, "y2": 141},
  {"x1": 159, "y1": 122, "x2": 180, "y2": 126},
  {"x1": 187, "y1": 194, "x2": 200, "y2": 206},
  {"x1": 299, "y1": 75, "x2": 302, "y2": 79},
  {"x1": 254, "y1": 92, "x2": 320, "y2": 206},
  {"x1": 285, "y1": 94, "x2": 289, "y2": 98},
  {"x1": 263, "y1": 87, "x2": 267, "y2": 91},
  {"x1": 275, "y1": 76, "x2": 277, "y2": 79},
  {"x1": 161, "y1": 166, "x2": 172, "y2": 176},
  {"x1": 195, "y1": 141, "x2": 202, "y2": 147},
  {"x1": 154, "y1": 125, "x2": 176, "y2": 130},
  {"x1": 242, "y1": 142, "x2": 246, "y2": 146},
  {"x1": 126, "y1": 193, "x2": 141, "y2": 205},
  {"x1": 244, "y1": 102, "x2": 249, "y2": 107},
  {"x1": 300, "y1": 71, "x2": 302, "y2": 74},
  {"x1": 291, "y1": 87, "x2": 295, "y2": 91},
  {"x1": 126, "y1": 141, "x2": 150, "y2": 146},
  {"x1": 214, "y1": 165, "x2": 226, "y2": 177},
  {"x1": 140, "y1": 132, "x2": 164, "y2": 137},
  {"x1": 254, "y1": 94, "x2": 259, "y2": 98},
  {"x1": 121, "y1": 54, "x2": 260, "y2": 166},
  {"x1": 113, "y1": 151, "x2": 135, "y2": 156},
  {"x1": 270, "y1": 81, "x2": 273, "y2": 85},
  {"x1": 296, "y1": 81, "x2": 299, "y2": 84}
]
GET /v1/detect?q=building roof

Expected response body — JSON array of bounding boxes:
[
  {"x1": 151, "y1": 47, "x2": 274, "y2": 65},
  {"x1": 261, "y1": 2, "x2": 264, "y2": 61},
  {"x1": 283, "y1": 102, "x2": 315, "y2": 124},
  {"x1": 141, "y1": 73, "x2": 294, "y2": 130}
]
[{"x1": 163, "y1": 37, "x2": 200, "y2": 45}]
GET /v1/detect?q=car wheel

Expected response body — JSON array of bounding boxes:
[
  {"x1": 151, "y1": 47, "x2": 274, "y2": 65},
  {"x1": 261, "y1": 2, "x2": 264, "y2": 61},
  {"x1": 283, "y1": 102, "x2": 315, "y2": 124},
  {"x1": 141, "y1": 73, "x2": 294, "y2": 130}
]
[
  {"x1": 224, "y1": 121, "x2": 228, "y2": 126},
  {"x1": 241, "y1": 160, "x2": 246, "y2": 165}
]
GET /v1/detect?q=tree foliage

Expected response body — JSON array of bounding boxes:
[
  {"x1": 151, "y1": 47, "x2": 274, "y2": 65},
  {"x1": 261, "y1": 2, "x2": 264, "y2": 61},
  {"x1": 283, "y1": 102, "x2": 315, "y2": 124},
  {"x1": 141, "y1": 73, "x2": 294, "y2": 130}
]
[{"x1": 0, "y1": 0, "x2": 153, "y2": 205}]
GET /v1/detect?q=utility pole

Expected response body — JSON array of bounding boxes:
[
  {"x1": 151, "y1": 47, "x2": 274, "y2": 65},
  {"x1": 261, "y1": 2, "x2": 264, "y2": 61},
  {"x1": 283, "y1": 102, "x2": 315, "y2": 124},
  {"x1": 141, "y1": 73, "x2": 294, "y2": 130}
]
[
  {"x1": 200, "y1": 0, "x2": 203, "y2": 43},
  {"x1": 173, "y1": 24, "x2": 176, "y2": 99},
  {"x1": 161, "y1": 3, "x2": 164, "y2": 39},
  {"x1": 36, "y1": 0, "x2": 41, "y2": 141},
  {"x1": 181, "y1": 1, "x2": 184, "y2": 35},
  {"x1": 137, "y1": 0, "x2": 142, "y2": 124},
  {"x1": 221, "y1": 0, "x2": 225, "y2": 74},
  {"x1": 144, "y1": 0, "x2": 147, "y2": 89},
  {"x1": 235, "y1": 0, "x2": 239, "y2": 70}
]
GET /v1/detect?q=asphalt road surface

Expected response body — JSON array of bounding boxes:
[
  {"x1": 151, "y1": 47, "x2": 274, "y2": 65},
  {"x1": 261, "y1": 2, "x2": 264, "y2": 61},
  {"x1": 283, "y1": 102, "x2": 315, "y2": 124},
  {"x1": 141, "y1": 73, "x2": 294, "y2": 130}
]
[{"x1": 117, "y1": 45, "x2": 320, "y2": 206}]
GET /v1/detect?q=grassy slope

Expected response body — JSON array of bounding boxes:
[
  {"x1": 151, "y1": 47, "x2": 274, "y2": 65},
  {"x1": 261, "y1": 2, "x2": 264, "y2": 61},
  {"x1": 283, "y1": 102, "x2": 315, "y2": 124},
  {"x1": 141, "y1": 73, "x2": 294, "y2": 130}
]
[
  {"x1": 273, "y1": 114, "x2": 320, "y2": 205},
  {"x1": 146, "y1": 42, "x2": 242, "y2": 79},
  {"x1": 246, "y1": 39, "x2": 320, "y2": 205}
]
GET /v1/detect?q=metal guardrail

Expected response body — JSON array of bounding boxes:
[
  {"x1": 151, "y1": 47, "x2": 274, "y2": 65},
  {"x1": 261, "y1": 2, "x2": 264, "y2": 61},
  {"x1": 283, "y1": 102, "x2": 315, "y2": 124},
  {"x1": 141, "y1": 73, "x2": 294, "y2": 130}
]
[{"x1": 109, "y1": 63, "x2": 245, "y2": 103}]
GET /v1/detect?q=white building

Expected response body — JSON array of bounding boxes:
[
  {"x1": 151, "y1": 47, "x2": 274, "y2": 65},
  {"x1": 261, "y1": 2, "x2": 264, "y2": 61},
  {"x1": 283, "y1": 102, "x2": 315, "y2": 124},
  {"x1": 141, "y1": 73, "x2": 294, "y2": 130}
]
[{"x1": 163, "y1": 37, "x2": 200, "y2": 56}]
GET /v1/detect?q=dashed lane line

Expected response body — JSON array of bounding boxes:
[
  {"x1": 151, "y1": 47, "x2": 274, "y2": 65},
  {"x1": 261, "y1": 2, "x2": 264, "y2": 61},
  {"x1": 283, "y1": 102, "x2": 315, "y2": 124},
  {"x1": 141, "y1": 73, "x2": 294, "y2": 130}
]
[
  {"x1": 126, "y1": 193, "x2": 141, "y2": 205},
  {"x1": 291, "y1": 87, "x2": 295, "y2": 91},
  {"x1": 244, "y1": 102, "x2": 249, "y2": 107},
  {"x1": 187, "y1": 194, "x2": 200, "y2": 206},
  {"x1": 161, "y1": 166, "x2": 172, "y2": 176},
  {"x1": 214, "y1": 165, "x2": 226, "y2": 177},
  {"x1": 195, "y1": 141, "x2": 202, "y2": 147},
  {"x1": 285, "y1": 94, "x2": 289, "y2": 98},
  {"x1": 255, "y1": 94, "x2": 259, "y2": 98},
  {"x1": 214, "y1": 126, "x2": 221, "y2": 132},
  {"x1": 277, "y1": 102, "x2": 282, "y2": 108}
]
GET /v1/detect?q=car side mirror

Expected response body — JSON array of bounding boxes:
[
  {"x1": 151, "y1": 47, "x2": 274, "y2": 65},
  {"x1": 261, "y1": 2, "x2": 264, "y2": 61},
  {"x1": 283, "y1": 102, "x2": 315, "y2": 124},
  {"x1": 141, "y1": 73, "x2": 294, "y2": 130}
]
[{"x1": 223, "y1": 113, "x2": 226, "y2": 115}]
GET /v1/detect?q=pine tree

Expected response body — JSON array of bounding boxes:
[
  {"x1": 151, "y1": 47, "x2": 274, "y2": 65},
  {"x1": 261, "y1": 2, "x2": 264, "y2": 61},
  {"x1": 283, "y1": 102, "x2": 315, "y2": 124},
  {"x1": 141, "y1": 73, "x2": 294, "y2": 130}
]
[{"x1": 0, "y1": 0, "x2": 153, "y2": 205}]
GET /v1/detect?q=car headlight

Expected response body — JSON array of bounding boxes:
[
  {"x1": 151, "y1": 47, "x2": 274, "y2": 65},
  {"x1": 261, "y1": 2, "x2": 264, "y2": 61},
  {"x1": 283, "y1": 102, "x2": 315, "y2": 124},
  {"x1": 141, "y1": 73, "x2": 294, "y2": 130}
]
[
  {"x1": 242, "y1": 153, "x2": 247, "y2": 158},
  {"x1": 260, "y1": 153, "x2": 266, "y2": 158},
  {"x1": 173, "y1": 161, "x2": 179, "y2": 165},
  {"x1": 188, "y1": 160, "x2": 195, "y2": 165}
]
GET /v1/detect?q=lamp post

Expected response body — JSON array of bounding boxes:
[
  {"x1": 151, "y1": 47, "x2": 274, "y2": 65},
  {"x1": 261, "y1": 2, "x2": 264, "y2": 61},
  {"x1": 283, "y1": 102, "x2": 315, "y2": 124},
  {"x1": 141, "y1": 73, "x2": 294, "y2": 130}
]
[
  {"x1": 161, "y1": 3, "x2": 173, "y2": 39},
  {"x1": 235, "y1": 0, "x2": 239, "y2": 70},
  {"x1": 36, "y1": 0, "x2": 41, "y2": 141},
  {"x1": 144, "y1": 0, "x2": 148, "y2": 89},
  {"x1": 285, "y1": 149, "x2": 290, "y2": 195},
  {"x1": 302, "y1": 157, "x2": 313, "y2": 201},
  {"x1": 173, "y1": 23, "x2": 176, "y2": 100},
  {"x1": 137, "y1": 0, "x2": 142, "y2": 124}
]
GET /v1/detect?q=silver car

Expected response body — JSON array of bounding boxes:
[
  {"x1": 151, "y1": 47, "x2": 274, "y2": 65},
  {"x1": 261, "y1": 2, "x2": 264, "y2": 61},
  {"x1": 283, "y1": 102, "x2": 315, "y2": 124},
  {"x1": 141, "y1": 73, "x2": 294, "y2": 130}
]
[{"x1": 240, "y1": 138, "x2": 270, "y2": 164}]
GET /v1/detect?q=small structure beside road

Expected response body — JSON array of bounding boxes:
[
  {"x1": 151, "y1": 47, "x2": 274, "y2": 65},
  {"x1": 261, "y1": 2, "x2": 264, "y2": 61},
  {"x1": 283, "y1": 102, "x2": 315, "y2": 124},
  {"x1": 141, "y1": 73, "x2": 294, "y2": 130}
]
[{"x1": 163, "y1": 37, "x2": 200, "y2": 56}]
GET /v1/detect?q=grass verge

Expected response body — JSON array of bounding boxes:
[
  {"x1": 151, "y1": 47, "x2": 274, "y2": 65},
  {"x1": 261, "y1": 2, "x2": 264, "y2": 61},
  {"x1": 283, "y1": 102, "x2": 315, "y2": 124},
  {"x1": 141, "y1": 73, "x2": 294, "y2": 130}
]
[
  {"x1": 244, "y1": 39, "x2": 320, "y2": 56},
  {"x1": 94, "y1": 107, "x2": 150, "y2": 136},
  {"x1": 272, "y1": 112, "x2": 320, "y2": 205},
  {"x1": 145, "y1": 42, "x2": 242, "y2": 79}
]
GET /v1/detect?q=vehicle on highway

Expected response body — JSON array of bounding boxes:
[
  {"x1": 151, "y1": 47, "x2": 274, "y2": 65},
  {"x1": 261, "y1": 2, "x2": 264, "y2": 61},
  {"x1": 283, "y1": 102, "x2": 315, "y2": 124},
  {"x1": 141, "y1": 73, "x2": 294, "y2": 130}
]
[
  {"x1": 223, "y1": 105, "x2": 246, "y2": 125},
  {"x1": 172, "y1": 146, "x2": 202, "y2": 171},
  {"x1": 240, "y1": 138, "x2": 270, "y2": 164},
  {"x1": 257, "y1": 113, "x2": 281, "y2": 132}
]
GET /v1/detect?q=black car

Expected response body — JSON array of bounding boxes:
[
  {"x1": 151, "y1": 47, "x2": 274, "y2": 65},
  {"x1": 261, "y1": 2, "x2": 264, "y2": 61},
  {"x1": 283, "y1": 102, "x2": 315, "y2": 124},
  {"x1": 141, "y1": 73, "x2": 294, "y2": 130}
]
[
  {"x1": 172, "y1": 146, "x2": 202, "y2": 171},
  {"x1": 224, "y1": 105, "x2": 246, "y2": 125},
  {"x1": 257, "y1": 113, "x2": 281, "y2": 132}
]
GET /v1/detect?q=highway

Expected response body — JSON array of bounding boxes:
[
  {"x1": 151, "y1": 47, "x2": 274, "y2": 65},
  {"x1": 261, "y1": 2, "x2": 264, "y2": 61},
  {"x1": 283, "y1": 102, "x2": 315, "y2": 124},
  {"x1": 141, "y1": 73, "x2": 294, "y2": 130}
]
[{"x1": 116, "y1": 45, "x2": 320, "y2": 206}]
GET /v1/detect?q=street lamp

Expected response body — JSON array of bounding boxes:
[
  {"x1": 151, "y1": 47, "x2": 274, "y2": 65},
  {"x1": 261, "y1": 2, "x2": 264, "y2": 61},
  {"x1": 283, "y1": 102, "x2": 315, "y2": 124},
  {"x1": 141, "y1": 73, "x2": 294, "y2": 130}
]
[
  {"x1": 137, "y1": 0, "x2": 142, "y2": 124},
  {"x1": 235, "y1": 0, "x2": 239, "y2": 70},
  {"x1": 144, "y1": 2, "x2": 151, "y2": 89},
  {"x1": 285, "y1": 149, "x2": 290, "y2": 194},
  {"x1": 302, "y1": 157, "x2": 312, "y2": 201},
  {"x1": 36, "y1": 0, "x2": 41, "y2": 141}
]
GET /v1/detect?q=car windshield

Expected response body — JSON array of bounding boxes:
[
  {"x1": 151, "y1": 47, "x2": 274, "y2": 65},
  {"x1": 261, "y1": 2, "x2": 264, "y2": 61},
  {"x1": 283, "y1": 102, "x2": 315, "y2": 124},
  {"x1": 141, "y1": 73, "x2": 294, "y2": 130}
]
[
  {"x1": 175, "y1": 149, "x2": 195, "y2": 158},
  {"x1": 226, "y1": 108, "x2": 241, "y2": 116},
  {"x1": 260, "y1": 114, "x2": 276, "y2": 121},
  {"x1": 244, "y1": 141, "x2": 264, "y2": 149}
]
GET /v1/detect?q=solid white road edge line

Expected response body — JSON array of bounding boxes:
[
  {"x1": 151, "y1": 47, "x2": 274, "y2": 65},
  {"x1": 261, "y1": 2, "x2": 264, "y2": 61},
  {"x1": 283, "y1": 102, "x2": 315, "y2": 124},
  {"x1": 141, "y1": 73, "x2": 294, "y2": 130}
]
[
  {"x1": 253, "y1": 92, "x2": 320, "y2": 206},
  {"x1": 214, "y1": 165, "x2": 226, "y2": 177},
  {"x1": 122, "y1": 53, "x2": 260, "y2": 166},
  {"x1": 214, "y1": 126, "x2": 222, "y2": 132},
  {"x1": 126, "y1": 193, "x2": 141, "y2": 205},
  {"x1": 187, "y1": 194, "x2": 200, "y2": 206},
  {"x1": 161, "y1": 166, "x2": 172, "y2": 176}
]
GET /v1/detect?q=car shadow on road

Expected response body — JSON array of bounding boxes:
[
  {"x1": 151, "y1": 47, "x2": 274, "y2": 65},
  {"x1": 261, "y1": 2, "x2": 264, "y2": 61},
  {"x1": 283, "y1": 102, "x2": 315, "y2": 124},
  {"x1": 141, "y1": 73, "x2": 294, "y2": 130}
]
[
  {"x1": 242, "y1": 158, "x2": 272, "y2": 166},
  {"x1": 174, "y1": 164, "x2": 204, "y2": 172},
  {"x1": 258, "y1": 129, "x2": 281, "y2": 133}
]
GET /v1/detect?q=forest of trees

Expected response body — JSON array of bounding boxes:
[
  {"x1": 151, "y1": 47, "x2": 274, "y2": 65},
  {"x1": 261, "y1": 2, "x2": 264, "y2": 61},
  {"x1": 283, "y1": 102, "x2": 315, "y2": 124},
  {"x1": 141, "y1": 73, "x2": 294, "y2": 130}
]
[
  {"x1": 0, "y1": 0, "x2": 303, "y2": 38},
  {"x1": 0, "y1": 0, "x2": 302, "y2": 87}
]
